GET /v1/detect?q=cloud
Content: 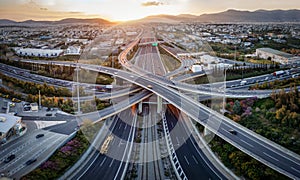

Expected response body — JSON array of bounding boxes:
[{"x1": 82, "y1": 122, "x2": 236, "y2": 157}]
[
  {"x1": 141, "y1": 1, "x2": 164, "y2": 7},
  {"x1": 40, "y1": 7, "x2": 48, "y2": 10}
]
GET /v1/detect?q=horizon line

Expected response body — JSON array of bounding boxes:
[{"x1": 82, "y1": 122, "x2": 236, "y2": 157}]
[{"x1": 1, "y1": 8, "x2": 300, "y2": 23}]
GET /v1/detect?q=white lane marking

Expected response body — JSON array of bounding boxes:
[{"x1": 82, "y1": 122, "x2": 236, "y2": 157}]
[
  {"x1": 192, "y1": 155, "x2": 198, "y2": 164},
  {"x1": 221, "y1": 127, "x2": 231, "y2": 134},
  {"x1": 263, "y1": 152, "x2": 279, "y2": 162},
  {"x1": 109, "y1": 159, "x2": 115, "y2": 167},
  {"x1": 124, "y1": 124, "x2": 127, "y2": 130},
  {"x1": 234, "y1": 124, "x2": 300, "y2": 166},
  {"x1": 176, "y1": 136, "x2": 180, "y2": 145},
  {"x1": 240, "y1": 139, "x2": 254, "y2": 148},
  {"x1": 184, "y1": 156, "x2": 190, "y2": 165},
  {"x1": 171, "y1": 122, "x2": 174, "y2": 128},
  {"x1": 291, "y1": 167, "x2": 300, "y2": 174},
  {"x1": 118, "y1": 140, "x2": 123, "y2": 147},
  {"x1": 111, "y1": 138, "x2": 115, "y2": 146},
  {"x1": 100, "y1": 157, "x2": 107, "y2": 166},
  {"x1": 182, "y1": 137, "x2": 186, "y2": 144}
]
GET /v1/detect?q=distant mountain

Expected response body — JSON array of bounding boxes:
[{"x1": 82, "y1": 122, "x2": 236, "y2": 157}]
[
  {"x1": 0, "y1": 18, "x2": 113, "y2": 26},
  {"x1": 196, "y1": 9, "x2": 300, "y2": 23},
  {"x1": 134, "y1": 14, "x2": 194, "y2": 23},
  {"x1": 0, "y1": 19, "x2": 17, "y2": 25},
  {"x1": 135, "y1": 9, "x2": 300, "y2": 23},
  {"x1": 55, "y1": 18, "x2": 112, "y2": 24},
  {"x1": 1, "y1": 9, "x2": 300, "y2": 25}
]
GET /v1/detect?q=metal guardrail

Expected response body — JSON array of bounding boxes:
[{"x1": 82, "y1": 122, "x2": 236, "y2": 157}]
[{"x1": 161, "y1": 113, "x2": 187, "y2": 180}]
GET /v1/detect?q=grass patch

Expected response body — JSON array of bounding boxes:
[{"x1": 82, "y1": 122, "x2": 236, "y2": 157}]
[{"x1": 160, "y1": 54, "x2": 181, "y2": 73}]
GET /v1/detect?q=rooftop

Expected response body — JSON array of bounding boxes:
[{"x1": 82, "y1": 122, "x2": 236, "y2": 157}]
[{"x1": 0, "y1": 113, "x2": 21, "y2": 134}]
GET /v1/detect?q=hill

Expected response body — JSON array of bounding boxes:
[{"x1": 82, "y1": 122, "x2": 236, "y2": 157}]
[
  {"x1": 197, "y1": 9, "x2": 300, "y2": 23},
  {"x1": 136, "y1": 9, "x2": 300, "y2": 23},
  {"x1": 0, "y1": 18, "x2": 113, "y2": 26}
]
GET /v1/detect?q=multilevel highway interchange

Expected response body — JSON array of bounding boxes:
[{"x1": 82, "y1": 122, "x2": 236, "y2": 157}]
[{"x1": 1, "y1": 27, "x2": 300, "y2": 180}]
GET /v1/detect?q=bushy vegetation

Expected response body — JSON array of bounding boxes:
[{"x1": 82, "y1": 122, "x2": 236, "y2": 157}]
[
  {"x1": 0, "y1": 72, "x2": 71, "y2": 97},
  {"x1": 203, "y1": 88, "x2": 300, "y2": 179},
  {"x1": 0, "y1": 59, "x2": 113, "y2": 85},
  {"x1": 210, "y1": 137, "x2": 288, "y2": 180},
  {"x1": 21, "y1": 130, "x2": 90, "y2": 180},
  {"x1": 0, "y1": 87, "x2": 23, "y2": 100},
  {"x1": 225, "y1": 88, "x2": 300, "y2": 154},
  {"x1": 187, "y1": 64, "x2": 281, "y2": 84}
]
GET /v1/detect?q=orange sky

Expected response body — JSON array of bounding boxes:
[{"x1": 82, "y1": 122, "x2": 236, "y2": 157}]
[{"x1": 0, "y1": 0, "x2": 299, "y2": 22}]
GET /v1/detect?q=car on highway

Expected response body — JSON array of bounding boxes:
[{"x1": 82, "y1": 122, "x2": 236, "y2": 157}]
[
  {"x1": 4, "y1": 154, "x2": 15, "y2": 163},
  {"x1": 12, "y1": 98, "x2": 21, "y2": 103},
  {"x1": 36, "y1": 134, "x2": 44, "y2": 138},
  {"x1": 229, "y1": 129, "x2": 237, "y2": 135},
  {"x1": 23, "y1": 107, "x2": 31, "y2": 111},
  {"x1": 25, "y1": 158, "x2": 37, "y2": 165},
  {"x1": 147, "y1": 85, "x2": 153, "y2": 89}
]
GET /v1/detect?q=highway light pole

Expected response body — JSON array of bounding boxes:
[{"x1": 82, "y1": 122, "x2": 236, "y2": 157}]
[
  {"x1": 75, "y1": 63, "x2": 81, "y2": 115},
  {"x1": 223, "y1": 66, "x2": 228, "y2": 114}
]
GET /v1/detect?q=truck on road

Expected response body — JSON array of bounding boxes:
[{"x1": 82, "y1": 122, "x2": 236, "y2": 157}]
[
  {"x1": 240, "y1": 80, "x2": 247, "y2": 86},
  {"x1": 100, "y1": 135, "x2": 114, "y2": 154},
  {"x1": 273, "y1": 70, "x2": 285, "y2": 77}
]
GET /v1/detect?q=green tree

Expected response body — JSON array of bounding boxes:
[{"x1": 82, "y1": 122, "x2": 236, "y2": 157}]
[{"x1": 233, "y1": 100, "x2": 242, "y2": 115}]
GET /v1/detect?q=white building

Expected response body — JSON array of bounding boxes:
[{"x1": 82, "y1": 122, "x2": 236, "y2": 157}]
[
  {"x1": 191, "y1": 65, "x2": 202, "y2": 73},
  {"x1": 0, "y1": 114, "x2": 22, "y2": 143},
  {"x1": 200, "y1": 55, "x2": 220, "y2": 64},
  {"x1": 65, "y1": 46, "x2": 81, "y2": 55},
  {"x1": 15, "y1": 48, "x2": 63, "y2": 58},
  {"x1": 256, "y1": 48, "x2": 300, "y2": 65}
]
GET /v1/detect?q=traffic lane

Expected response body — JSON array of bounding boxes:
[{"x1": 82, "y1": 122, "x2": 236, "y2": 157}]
[
  {"x1": 80, "y1": 111, "x2": 135, "y2": 180},
  {"x1": 165, "y1": 110, "x2": 219, "y2": 180},
  {"x1": 44, "y1": 120, "x2": 78, "y2": 135},
  {"x1": 73, "y1": 115, "x2": 120, "y2": 179},
  {"x1": 135, "y1": 76, "x2": 300, "y2": 177},
  {"x1": 82, "y1": 62, "x2": 300, "y2": 177},
  {"x1": 216, "y1": 120, "x2": 300, "y2": 178},
  {"x1": 76, "y1": 90, "x2": 151, "y2": 124},
  {"x1": 167, "y1": 110, "x2": 225, "y2": 180},
  {"x1": 1, "y1": 132, "x2": 67, "y2": 178},
  {"x1": 79, "y1": 154, "x2": 124, "y2": 180}
]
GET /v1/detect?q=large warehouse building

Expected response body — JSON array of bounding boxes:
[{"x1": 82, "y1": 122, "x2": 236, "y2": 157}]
[{"x1": 256, "y1": 48, "x2": 300, "y2": 65}]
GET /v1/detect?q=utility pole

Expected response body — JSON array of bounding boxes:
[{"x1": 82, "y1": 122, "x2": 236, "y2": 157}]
[
  {"x1": 223, "y1": 67, "x2": 228, "y2": 115},
  {"x1": 39, "y1": 90, "x2": 41, "y2": 110},
  {"x1": 75, "y1": 63, "x2": 81, "y2": 115}
]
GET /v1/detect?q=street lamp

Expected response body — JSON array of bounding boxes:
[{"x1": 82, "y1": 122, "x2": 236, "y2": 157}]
[
  {"x1": 222, "y1": 66, "x2": 228, "y2": 115},
  {"x1": 75, "y1": 63, "x2": 81, "y2": 115}
]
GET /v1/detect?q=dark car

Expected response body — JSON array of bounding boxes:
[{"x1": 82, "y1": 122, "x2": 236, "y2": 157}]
[
  {"x1": 36, "y1": 134, "x2": 44, "y2": 138},
  {"x1": 229, "y1": 129, "x2": 237, "y2": 135},
  {"x1": 23, "y1": 107, "x2": 31, "y2": 111},
  {"x1": 25, "y1": 158, "x2": 37, "y2": 165},
  {"x1": 4, "y1": 154, "x2": 15, "y2": 163}
]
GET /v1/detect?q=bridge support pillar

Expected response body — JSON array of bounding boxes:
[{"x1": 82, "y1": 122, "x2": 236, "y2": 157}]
[
  {"x1": 204, "y1": 127, "x2": 212, "y2": 136},
  {"x1": 138, "y1": 102, "x2": 143, "y2": 113},
  {"x1": 157, "y1": 96, "x2": 162, "y2": 113}
]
